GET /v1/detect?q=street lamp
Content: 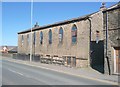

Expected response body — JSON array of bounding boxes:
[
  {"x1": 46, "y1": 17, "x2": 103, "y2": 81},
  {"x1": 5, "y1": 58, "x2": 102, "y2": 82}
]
[{"x1": 30, "y1": 0, "x2": 33, "y2": 62}]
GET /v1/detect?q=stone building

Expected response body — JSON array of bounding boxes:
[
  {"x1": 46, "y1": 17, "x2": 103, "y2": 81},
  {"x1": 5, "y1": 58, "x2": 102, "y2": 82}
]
[
  {"x1": 103, "y1": 3, "x2": 120, "y2": 75},
  {"x1": 17, "y1": 2, "x2": 120, "y2": 74}
]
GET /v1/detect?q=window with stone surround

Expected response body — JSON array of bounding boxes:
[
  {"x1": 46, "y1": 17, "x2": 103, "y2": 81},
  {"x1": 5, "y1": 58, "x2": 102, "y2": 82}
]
[
  {"x1": 59, "y1": 27, "x2": 63, "y2": 43},
  {"x1": 40, "y1": 31, "x2": 43, "y2": 44},
  {"x1": 21, "y1": 35, "x2": 24, "y2": 46},
  {"x1": 27, "y1": 34, "x2": 30, "y2": 45},
  {"x1": 96, "y1": 30, "x2": 100, "y2": 43},
  {"x1": 49, "y1": 29, "x2": 52, "y2": 44},
  {"x1": 33, "y1": 31, "x2": 36, "y2": 45},
  {"x1": 72, "y1": 24, "x2": 77, "y2": 44}
]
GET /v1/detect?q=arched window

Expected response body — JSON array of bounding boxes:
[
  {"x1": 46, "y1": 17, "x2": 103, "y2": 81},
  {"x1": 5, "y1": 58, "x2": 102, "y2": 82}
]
[
  {"x1": 21, "y1": 35, "x2": 24, "y2": 45},
  {"x1": 59, "y1": 27, "x2": 63, "y2": 43},
  {"x1": 33, "y1": 31, "x2": 36, "y2": 45},
  {"x1": 27, "y1": 34, "x2": 30, "y2": 45},
  {"x1": 40, "y1": 31, "x2": 43, "y2": 44},
  {"x1": 49, "y1": 29, "x2": 52, "y2": 44},
  {"x1": 72, "y1": 24, "x2": 77, "y2": 43}
]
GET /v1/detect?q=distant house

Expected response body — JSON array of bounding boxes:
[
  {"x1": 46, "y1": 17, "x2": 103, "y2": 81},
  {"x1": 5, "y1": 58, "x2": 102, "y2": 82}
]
[
  {"x1": 0, "y1": 46, "x2": 8, "y2": 53},
  {"x1": 8, "y1": 46, "x2": 18, "y2": 53},
  {"x1": 0, "y1": 46, "x2": 17, "y2": 53}
]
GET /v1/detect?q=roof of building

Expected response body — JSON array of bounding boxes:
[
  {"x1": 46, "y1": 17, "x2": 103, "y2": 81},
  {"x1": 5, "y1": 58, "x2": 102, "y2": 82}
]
[
  {"x1": 103, "y1": 2, "x2": 120, "y2": 12},
  {"x1": 0, "y1": 46, "x2": 17, "y2": 51},
  {"x1": 18, "y1": 2, "x2": 120, "y2": 34},
  {"x1": 8, "y1": 46, "x2": 18, "y2": 52},
  {"x1": 18, "y1": 12, "x2": 98, "y2": 34}
]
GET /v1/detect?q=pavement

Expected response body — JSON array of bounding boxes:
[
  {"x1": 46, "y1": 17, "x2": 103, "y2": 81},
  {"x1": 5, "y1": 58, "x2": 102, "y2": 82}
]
[{"x1": 1, "y1": 56, "x2": 120, "y2": 85}]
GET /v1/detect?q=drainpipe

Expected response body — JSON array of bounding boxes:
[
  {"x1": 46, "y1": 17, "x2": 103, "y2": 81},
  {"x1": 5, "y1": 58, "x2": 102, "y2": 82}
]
[
  {"x1": 87, "y1": 17, "x2": 92, "y2": 67},
  {"x1": 106, "y1": 12, "x2": 111, "y2": 75}
]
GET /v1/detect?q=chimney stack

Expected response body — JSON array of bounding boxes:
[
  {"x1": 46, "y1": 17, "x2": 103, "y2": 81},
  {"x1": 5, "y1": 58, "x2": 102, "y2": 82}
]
[
  {"x1": 100, "y1": 2, "x2": 106, "y2": 11},
  {"x1": 34, "y1": 22, "x2": 39, "y2": 27}
]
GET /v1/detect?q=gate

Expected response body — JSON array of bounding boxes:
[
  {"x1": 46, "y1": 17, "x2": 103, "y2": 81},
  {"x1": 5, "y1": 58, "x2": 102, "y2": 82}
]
[{"x1": 90, "y1": 41, "x2": 104, "y2": 73}]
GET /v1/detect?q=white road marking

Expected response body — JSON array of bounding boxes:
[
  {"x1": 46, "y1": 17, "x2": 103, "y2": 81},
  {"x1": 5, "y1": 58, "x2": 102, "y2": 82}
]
[
  {"x1": 8, "y1": 69, "x2": 24, "y2": 76},
  {"x1": 3, "y1": 58, "x2": 119, "y2": 85},
  {"x1": 7, "y1": 68, "x2": 36, "y2": 79},
  {"x1": 5, "y1": 67, "x2": 49, "y2": 85}
]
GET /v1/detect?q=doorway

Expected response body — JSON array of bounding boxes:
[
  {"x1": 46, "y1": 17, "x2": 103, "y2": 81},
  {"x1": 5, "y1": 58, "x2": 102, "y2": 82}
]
[
  {"x1": 114, "y1": 47, "x2": 120, "y2": 74},
  {"x1": 90, "y1": 40, "x2": 104, "y2": 73}
]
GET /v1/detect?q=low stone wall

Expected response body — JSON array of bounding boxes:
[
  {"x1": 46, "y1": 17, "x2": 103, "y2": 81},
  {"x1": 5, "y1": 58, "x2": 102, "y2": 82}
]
[
  {"x1": 12, "y1": 53, "x2": 90, "y2": 69},
  {"x1": 2, "y1": 53, "x2": 13, "y2": 58},
  {"x1": 2, "y1": 53, "x2": 88, "y2": 68},
  {"x1": 13, "y1": 53, "x2": 40, "y2": 62},
  {"x1": 76, "y1": 58, "x2": 88, "y2": 68}
]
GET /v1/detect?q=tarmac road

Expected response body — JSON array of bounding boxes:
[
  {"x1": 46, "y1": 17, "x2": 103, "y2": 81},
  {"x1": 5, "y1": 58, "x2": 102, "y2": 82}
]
[{"x1": 2, "y1": 59, "x2": 117, "y2": 85}]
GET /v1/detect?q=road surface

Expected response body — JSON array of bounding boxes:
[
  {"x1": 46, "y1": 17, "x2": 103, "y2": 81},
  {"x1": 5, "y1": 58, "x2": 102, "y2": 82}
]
[{"x1": 1, "y1": 59, "x2": 117, "y2": 85}]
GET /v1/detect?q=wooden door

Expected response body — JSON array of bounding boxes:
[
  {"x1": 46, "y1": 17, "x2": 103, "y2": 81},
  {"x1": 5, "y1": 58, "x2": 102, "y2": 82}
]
[{"x1": 115, "y1": 47, "x2": 120, "y2": 73}]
